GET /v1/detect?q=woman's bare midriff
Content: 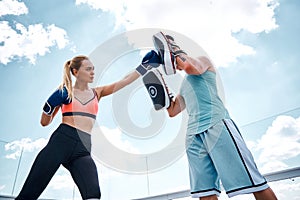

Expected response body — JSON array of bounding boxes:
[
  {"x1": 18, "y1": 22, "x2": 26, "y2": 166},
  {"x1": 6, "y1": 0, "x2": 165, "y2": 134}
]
[{"x1": 62, "y1": 116, "x2": 95, "y2": 134}]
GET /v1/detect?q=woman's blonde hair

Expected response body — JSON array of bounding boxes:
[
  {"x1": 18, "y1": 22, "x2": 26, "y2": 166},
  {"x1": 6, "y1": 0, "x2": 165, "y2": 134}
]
[{"x1": 60, "y1": 55, "x2": 89, "y2": 100}]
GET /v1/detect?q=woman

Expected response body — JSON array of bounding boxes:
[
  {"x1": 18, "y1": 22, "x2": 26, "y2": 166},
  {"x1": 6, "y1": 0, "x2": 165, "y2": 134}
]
[{"x1": 15, "y1": 50, "x2": 161, "y2": 200}]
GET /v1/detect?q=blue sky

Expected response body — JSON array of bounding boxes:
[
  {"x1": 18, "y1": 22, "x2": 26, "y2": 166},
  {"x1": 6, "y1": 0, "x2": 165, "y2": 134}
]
[{"x1": 0, "y1": 0, "x2": 300, "y2": 199}]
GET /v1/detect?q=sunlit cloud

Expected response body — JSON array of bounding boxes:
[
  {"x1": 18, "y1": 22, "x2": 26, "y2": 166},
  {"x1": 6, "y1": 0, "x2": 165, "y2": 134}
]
[
  {"x1": 98, "y1": 126, "x2": 140, "y2": 154},
  {"x1": 0, "y1": 21, "x2": 69, "y2": 65},
  {"x1": 259, "y1": 160, "x2": 289, "y2": 174},
  {"x1": 0, "y1": 0, "x2": 28, "y2": 16},
  {"x1": 0, "y1": 185, "x2": 5, "y2": 192},
  {"x1": 4, "y1": 137, "x2": 47, "y2": 159},
  {"x1": 48, "y1": 172, "x2": 75, "y2": 190},
  {"x1": 76, "y1": 0, "x2": 279, "y2": 67},
  {"x1": 269, "y1": 181, "x2": 300, "y2": 200},
  {"x1": 0, "y1": 0, "x2": 70, "y2": 65},
  {"x1": 1, "y1": 0, "x2": 279, "y2": 66},
  {"x1": 255, "y1": 115, "x2": 300, "y2": 172}
]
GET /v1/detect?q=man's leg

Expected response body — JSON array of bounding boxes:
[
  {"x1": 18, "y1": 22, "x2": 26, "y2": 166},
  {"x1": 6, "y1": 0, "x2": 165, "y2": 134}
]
[
  {"x1": 253, "y1": 187, "x2": 277, "y2": 200},
  {"x1": 199, "y1": 194, "x2": 218, "y2": 200},
  {"x1": 186, "y1": 134, "x2": 221, "y2": 199}
]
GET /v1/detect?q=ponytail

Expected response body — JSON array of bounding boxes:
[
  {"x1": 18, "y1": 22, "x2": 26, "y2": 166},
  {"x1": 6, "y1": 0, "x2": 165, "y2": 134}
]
[
  {"x1": 59, "y1": 55, "x2": 88, "y2": 100},
  {"x1": 60, "y1": 60, "x2": 73, "y2": 100}
]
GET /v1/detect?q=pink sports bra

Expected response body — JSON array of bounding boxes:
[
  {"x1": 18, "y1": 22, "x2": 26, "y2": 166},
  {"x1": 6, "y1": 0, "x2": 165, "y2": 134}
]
[{"x1": 61, "y1": 89, "x2": 99, "y2": 119}]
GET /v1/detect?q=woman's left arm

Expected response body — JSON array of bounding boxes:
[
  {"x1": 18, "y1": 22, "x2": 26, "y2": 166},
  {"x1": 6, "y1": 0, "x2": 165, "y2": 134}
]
[{"x1": 95, "y1": 70, "x2": 140, "y2": 98}]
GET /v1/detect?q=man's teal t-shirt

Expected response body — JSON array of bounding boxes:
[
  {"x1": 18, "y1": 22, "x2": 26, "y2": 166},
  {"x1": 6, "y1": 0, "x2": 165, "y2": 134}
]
[{"x1": 180, "y1": 71, "x2": 229, "y2": 135}]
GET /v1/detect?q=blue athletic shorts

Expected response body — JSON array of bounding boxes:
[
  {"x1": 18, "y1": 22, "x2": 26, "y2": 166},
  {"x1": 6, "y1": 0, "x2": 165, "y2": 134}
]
[{"x1": 186, "y1": 118, "x2": 269, "y2": 198}]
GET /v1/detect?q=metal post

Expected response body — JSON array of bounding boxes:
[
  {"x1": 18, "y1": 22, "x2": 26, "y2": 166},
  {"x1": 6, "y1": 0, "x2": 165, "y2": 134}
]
[
  {"x1": 11, "y1": 147, "x2": 24, "y2": 196},
  {"x1": 146, "y1": 156, "x2": 150, "y2": 196}
]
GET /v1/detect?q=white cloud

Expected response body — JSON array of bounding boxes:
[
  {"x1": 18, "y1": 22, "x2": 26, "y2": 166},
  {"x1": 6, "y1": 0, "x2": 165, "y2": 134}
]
[
  {"x1": 0, "y1": 185, "x2": 5, "y2": 191},
  {"x1": 98, "y1": 126, "x2": 140, "y2": 154},
  {"x1": 269, "y1": 181, "x2": 300, "y2": 200},
  {"x1": 259, "y1": 160, "x2": 288, "y2": 174},
  {"x1": 91, "y1": 126, "x2": 143, "y2": 174},
  {"x1": 76, "y1": 0, "x2": 279, "y2": 67},
  {"x1": 48, "y1": 172, "x2": 75, "y2": 190},
  {"x1": 0, "y1": 0, "x2": 70, "y2": 65},
  {"x1": 4, "y1": 137, "x2": 47, "y2": 159},
  {"x1": 1, "y1": 0, "x2": 279, "y2": 66},
  {"x1": 0, "y1": 21, "x2": 69, "y2": 65},
  {"x1": 0, "y1": 0, "x2": 28, "y2": 17},
  {"x1": 75, "y1": 0, "x2": 125, "y2": 14},
  {"x1": 256, "y1": 115, "x2": 300, "y2": 171}
]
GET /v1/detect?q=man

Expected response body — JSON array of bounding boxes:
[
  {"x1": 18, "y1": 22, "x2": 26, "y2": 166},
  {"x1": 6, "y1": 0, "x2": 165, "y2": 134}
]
[{"x1": 152, "y1": 31, "x2": 278, "y2": 200}]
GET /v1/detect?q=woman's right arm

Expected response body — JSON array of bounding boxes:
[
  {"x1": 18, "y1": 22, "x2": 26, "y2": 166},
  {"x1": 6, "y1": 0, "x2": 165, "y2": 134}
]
[
  {"x1": 40, "y1": 86, "x2": 70, "y2": 126},
  {"x1": 40, "y1": 106, "x2": 60, "y2": 126}
]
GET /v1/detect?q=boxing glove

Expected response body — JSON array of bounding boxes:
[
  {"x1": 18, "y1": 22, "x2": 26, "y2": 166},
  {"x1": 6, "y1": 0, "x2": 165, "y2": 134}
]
[
  {"x1": 136, "y1": 50, "x2": 162, "y2": 76},
  {"x1": 43, "y1": 86, "x2": 71, "y2": 115}
]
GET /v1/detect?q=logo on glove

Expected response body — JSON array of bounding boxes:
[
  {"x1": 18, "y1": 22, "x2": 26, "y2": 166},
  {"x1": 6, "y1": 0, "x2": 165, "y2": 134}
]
[{"x1": 148, "y1": 86, "x2": 157, "y2": 98}]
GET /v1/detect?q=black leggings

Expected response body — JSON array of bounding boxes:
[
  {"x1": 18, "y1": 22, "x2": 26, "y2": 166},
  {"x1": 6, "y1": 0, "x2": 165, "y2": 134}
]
[{"x1": 15, "y1": 123, "x2": 101, "y2": 200}]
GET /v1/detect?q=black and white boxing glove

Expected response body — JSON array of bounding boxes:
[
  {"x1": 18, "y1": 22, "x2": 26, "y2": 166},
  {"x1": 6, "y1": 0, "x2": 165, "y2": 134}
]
[{"x1": 142, "y1": 69, "x2": 173, "y2": 110}]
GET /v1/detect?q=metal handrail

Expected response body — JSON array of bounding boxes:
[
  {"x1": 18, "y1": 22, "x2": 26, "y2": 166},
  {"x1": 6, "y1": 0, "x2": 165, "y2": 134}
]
[
  {"x1": 0, "y1": 194, "x2": 56, "y2": 200},
  {"x1": 133, "y1": 166, "x2": 300, "y2": 200},
  {"x1": 1, "y1": 166, "x2": 299, "y2": 200}
]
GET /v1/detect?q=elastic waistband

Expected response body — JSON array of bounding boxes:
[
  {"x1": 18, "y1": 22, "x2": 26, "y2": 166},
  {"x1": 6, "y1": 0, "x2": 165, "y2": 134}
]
[{"x1": 56, "y1": 123, "x2": 91, "y2": 140}]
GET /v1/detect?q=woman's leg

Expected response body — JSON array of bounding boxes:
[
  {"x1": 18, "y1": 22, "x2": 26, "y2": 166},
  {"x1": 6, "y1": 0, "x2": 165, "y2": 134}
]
[
  {"x1": 15, "y1": 145, "x2": 61, "y2": 200},
  {"x1": 66, "y1": 155, "x2": 101, "y2": 200},
  {"x1": 16, "y1": 126, "x2": 76, "y2": 200}
]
